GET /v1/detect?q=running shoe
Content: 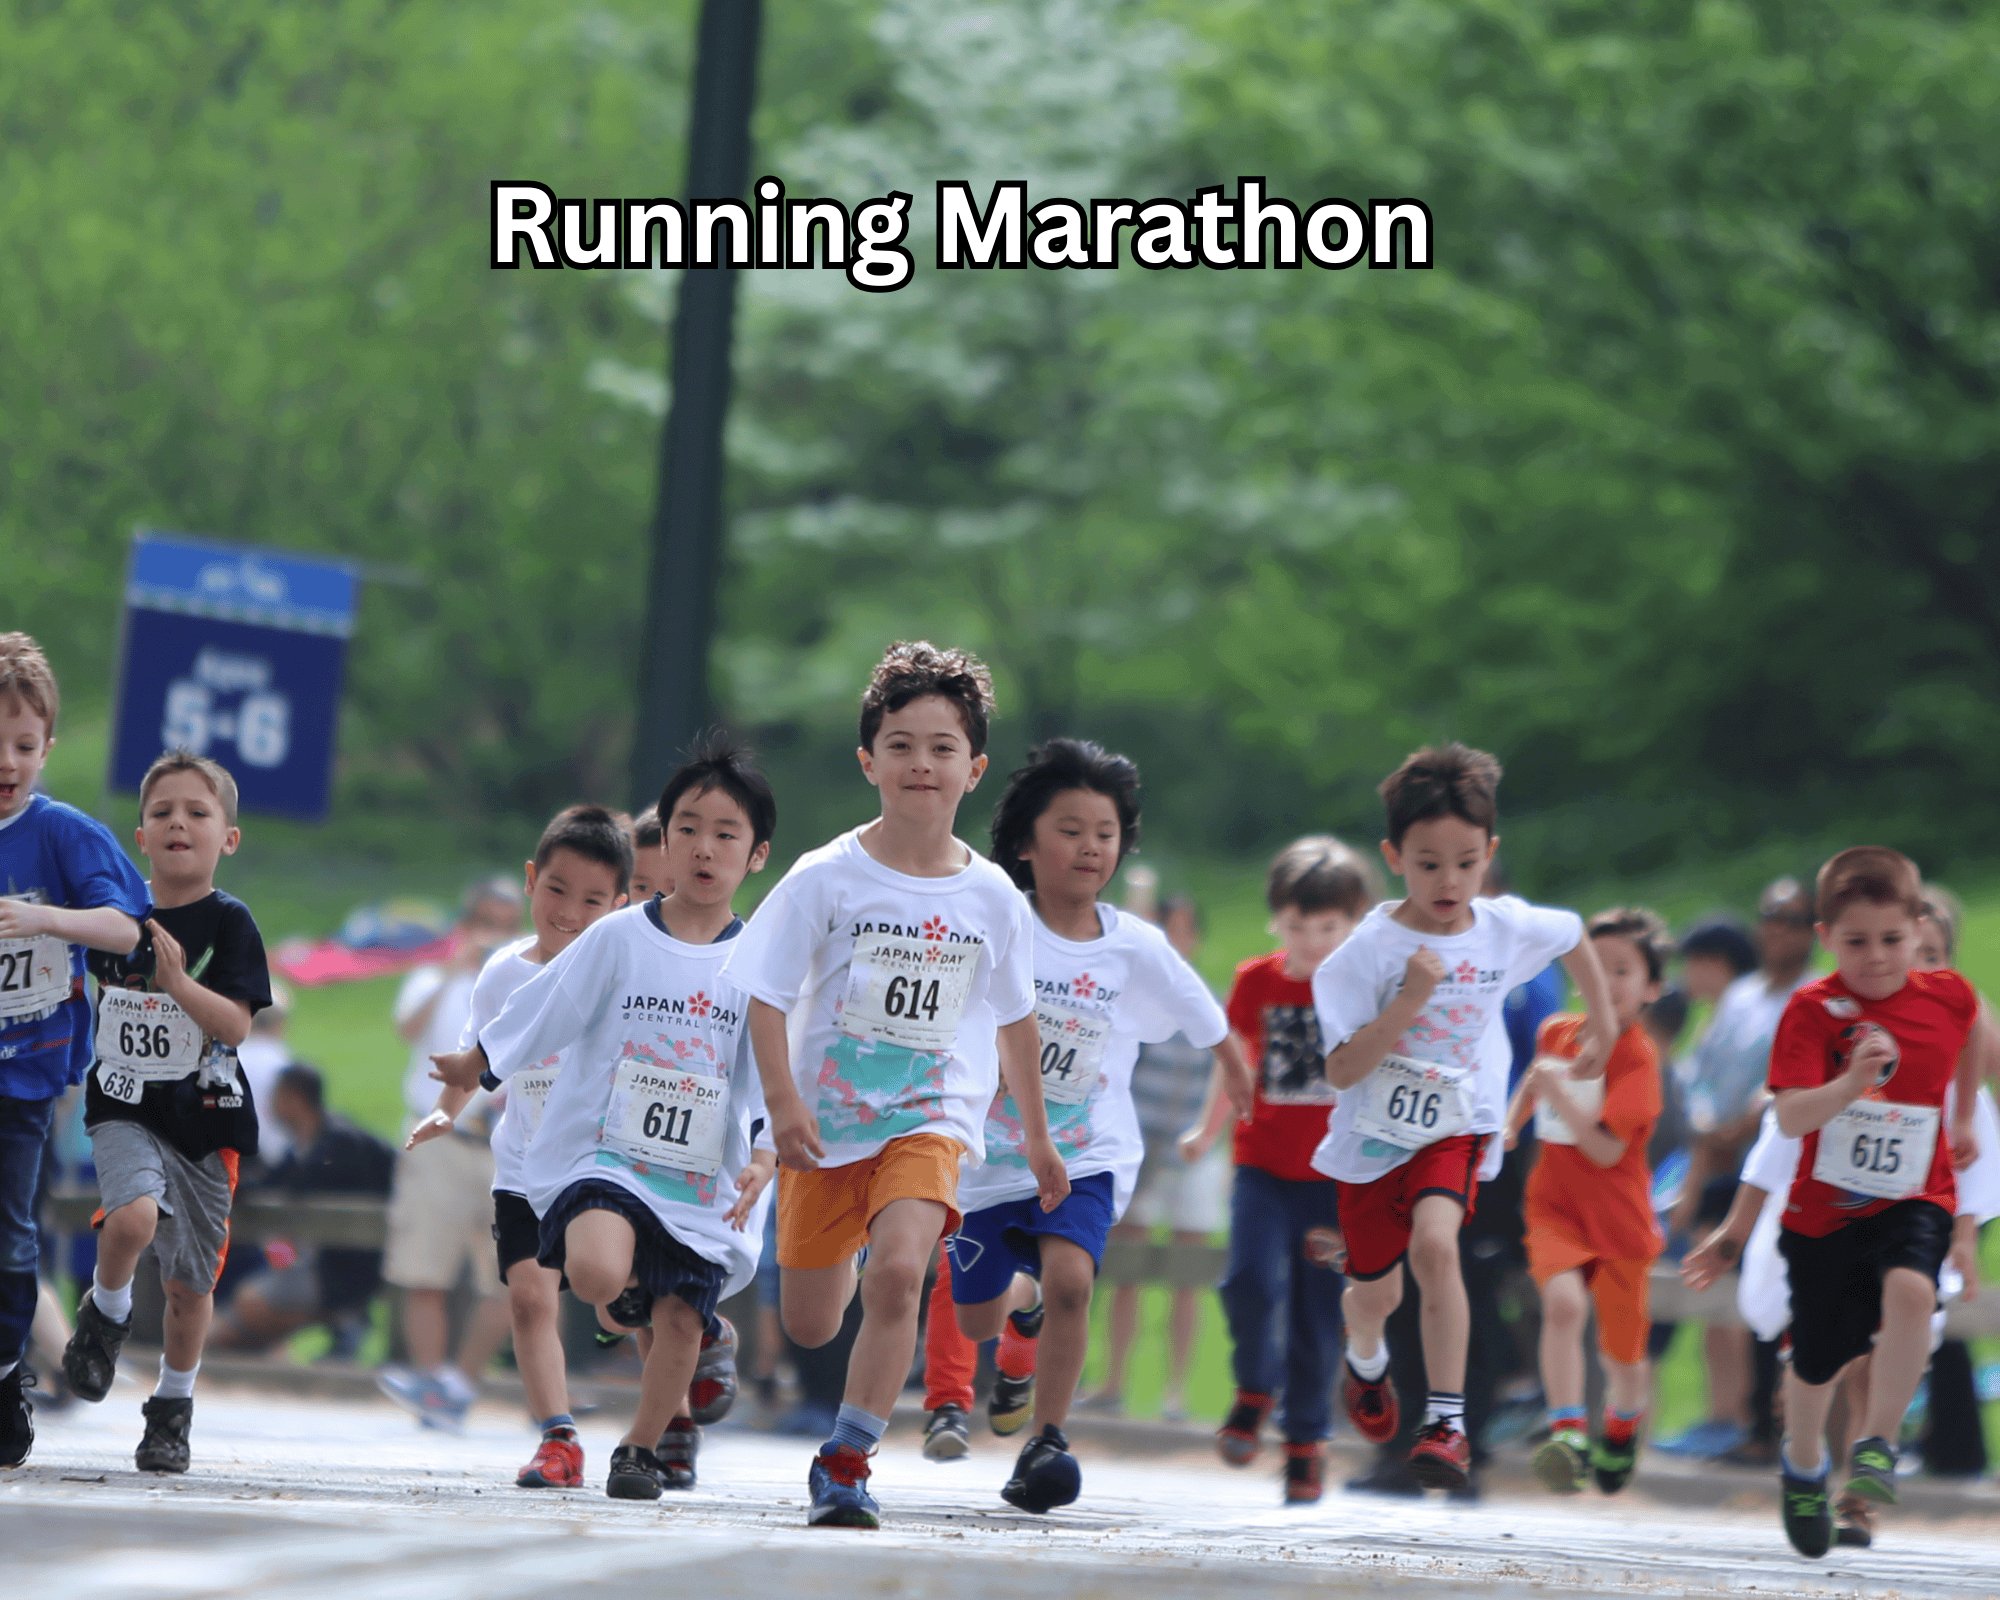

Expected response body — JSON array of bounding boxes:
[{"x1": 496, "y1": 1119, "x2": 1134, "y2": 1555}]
[
  {"x1": 988, "y1": 1369, "x2": 1035, "y2": 1437},
  {"x1": 0, "y1": 1364, "x2": 34, "y2": 1469},
  {"x1": 807, "y1": 1442, "x2": 879, "y2": 1529},
  {"x1": 923, "y1": 1403, "x2": 971, "y2": 1461},
  {"x1": 1533, "y1": 1429, "x2": 1588, "y2": 1495},
  {"x1": 1282, "y1": 1441, "x2": 1325, "y2": 1505},
  {"x1": 1408, "y1": 1420, "x2": 1472, "y2": 1490},
  {"x1": 606, "y1": 1283, "x2": 653, "y2": 1330},
  {"x1": 1590, "y1": 1432, "x2": 1640, "y2": 1496},
  {"x1": 1834, "y1": 1492, "x2": 1875, "y2": 1548},
  {"x1": 374, "y1": 1368, "x2": 469, "y2": 1433},
  {"x1": 606, "y1": 1442, "x2": 669, "y2": 1500},
  {"x1": 690, "y1": 1317, "x2": 738, "y2": 1425},
  {"x1": 135, "y1": 1395, "x2": 193, "y2": 1474},
  {"x1": 1780, "y1": 1464, "x2": 1833, "y2": 1559},
  {"x1": 1654, "y1": 1418, "x2": 1745, "y2": 1459},
  {"x1": 1841, "y1": 1435, "x2": 1898, "y2": 1506},
  {"x1": 656, "y1": 1415, "x2": 700, "y2": 1490},
  {"x1": 1001, "y1": 1425, "x2": 1081, "y2": 1514},
  {"x1": 1341, "y1": 1365, "x2": 1399, "y2": 1445},
  {"x1": 62, "y1": 1290, "x2": 132, "y2": 1404},
  {"x1": 516, "y1": 1427, "x2": 584, "y2": 1488},
  {"x1": 1217, "y1": 1390, "x2": 1273, "y2": 1466}
]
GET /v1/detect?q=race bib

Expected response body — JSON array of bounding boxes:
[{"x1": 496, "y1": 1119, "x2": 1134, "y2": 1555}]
[
  {"x1": 841, "y1": 931, "x2": 980, "y2": 1053},
  {"x1": 0, "y1": 931, "x2": 69, "y2": 1022},
  {"x1": 1035, "y1": 998, "x2": 1110, "y2": 1107},
  {"x1": 1533, "y1": 1057, "x2": 1605, "y2": 1147},
  {"x1": 600, "y1": 1059, "x2": 729, "y2": 1178},
  {"x1": 1352, "y1": 1054, "x2": 1476, "y2": 1150},
  {"x1": 96, "y1": 988, "x2": 204, "y2": 1082},
  {"x1": 1812, "y1": 1099, "x2": 1939, "y2": 1201},
  {"x1": 511, "y1": 1064, "x2": 559, "y2": 1141}
]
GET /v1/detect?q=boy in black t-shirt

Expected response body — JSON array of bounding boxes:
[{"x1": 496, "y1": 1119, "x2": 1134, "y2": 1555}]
[{"x1": 62, "y1": 752, "x2": 271, "y2": 1473}]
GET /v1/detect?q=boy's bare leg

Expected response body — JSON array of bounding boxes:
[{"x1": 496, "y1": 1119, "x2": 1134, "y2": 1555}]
[
  {"x1": 505, "y1": 1261, "x2": 568, "y2": 1422},
  {"x1": 1101, "y1": 1222, "x2": 1142, "y2": 1399},
  {"x1": 1859, "y1": 1268, "x2": 1935, "y2": 1442},
  {"x1": 454, "y1": 1292, "x2": 512, "y2": 1386},
  {"x1": 1783, "y1": 1367, "x2": 1837, "y2": 1475},
  {"x1": 843, "y1": 1198, "x2": 948, "y2": 1418},
  {"x1": 1343, "y1": 1265, "x2": 1404, "y2": 1364},
  {"x1": 1538, "y1": 1270, "x2": 1589, "y2": 1414},
  {"x1": 1407, "y1": 1195, "x2": 1469, "y2": 1394},
  {"x1": 1164, "y1": 1229, "x2": 1206, "y2": 1405},
  {"x1": 1604, "y1": 1355, "x2": 1650, "y2": 1418},
  {"x1": 1031, "y1": 1238, "x2": 1095, "y2": 1432},
  {"x1": 629, "y1": 1298, "x2": 706, "y2": 1447},
  {"x1": 402, "y1": 1288, "x2": 450, "y2": 1370},
  {"x1": 160, "y1": 1279, "x2": 213, "y2": 1373},
  {"x1": 94, "y1": 1197, "x2": 159, "y2": 1298},
  {"x1": 781, "y1": 1257, "x2": 862, "y2": 1349},
  {"x1": 955, "y1": 1270, "x2": 1037, "y2": 1342}
]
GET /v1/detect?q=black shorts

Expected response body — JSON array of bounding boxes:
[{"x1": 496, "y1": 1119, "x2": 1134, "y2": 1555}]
[
  {"x1": 1778, "y1": 1201, "x2": 1952, "y2": 1386},
  {"x1": 492, "y1": 1189, "x2": 546, "y2": 1281},
  {"x1": 536, "y1": 1178, "x2": 728, "y2": 1327}
]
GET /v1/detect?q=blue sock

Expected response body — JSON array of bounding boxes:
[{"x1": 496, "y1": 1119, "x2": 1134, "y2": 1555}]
[
  {"x1": 1780, "y1": 1441, "x2": 1826, "y2": 1482},
  {"x1": 541, "y1": 1413, "x2": 575, "y2": 1434},
  {"x1": 828, "y1": 1403, "x2": 888, "y2": 1456}
]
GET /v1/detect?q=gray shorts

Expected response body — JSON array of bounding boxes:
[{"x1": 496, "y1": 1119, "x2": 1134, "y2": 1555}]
[{"x1": 92, "y1": 1120, "x2": 237, "y2": 1294}]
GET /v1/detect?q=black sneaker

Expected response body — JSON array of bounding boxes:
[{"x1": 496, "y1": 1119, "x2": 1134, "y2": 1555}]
[
  {"x1": 606, "y1": 1284, "x2": 653, "y2": 1331},
  {"x1": 988, "y1": 1370, "x2": 1035, "y2": 1437},
  {"x1": 1842, "y1": 1435, "x2": 1898, "y2": 1506},
  {"x1": 1590, "y1": 1432, "x2": 1640, "y2": 1495},
  {"x1": 1001, "y1": 1425, "x2": 1080, "y2": 1514},
  {"x1": 923, "y1": 1403, "x2": 971, "y2": 1461},
  {"x1": 136, "y1": 1395, "x2": 193, "y2": 1474},
  {"x1": 1834, "y1": 1491, "x2": 1875, "y2": 1548},
  {"x1": 62, "y1": 1291, "x2": 133, "y2": 1403},
  {"x1": 0, "y1": 1364, "x2": 34, "y2": 1468},
  {"x1": 1007, "y1": 1285, "x2": 1045, "y2": 1340},
  {"x1": 1780, "y1": 1464, "x2": 1833, "y2": 1559},
  {"x1": 1344, "y1": 1451, "x2": 1424, "y2": 1498},
  {"x1": 607, "y1": 1442, "x2": 669, "y2": 1500},
  {"x1": 655, "y1": 1416, "x2": 700, "y2": 1490}
]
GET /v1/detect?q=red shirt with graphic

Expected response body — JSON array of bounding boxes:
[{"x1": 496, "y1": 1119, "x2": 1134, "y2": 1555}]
[
  {"x1": 1767, "y1": 968, "x2": 1977, "y2": 1237},
  {"x1": 1226, "y1": 952, "x2": 1334, "y2": 1182}
]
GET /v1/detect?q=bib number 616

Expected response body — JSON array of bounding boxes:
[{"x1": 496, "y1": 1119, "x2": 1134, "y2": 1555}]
[{"x1": 1387, "y1": 1084, "x2": 1441, "y2": 1131}]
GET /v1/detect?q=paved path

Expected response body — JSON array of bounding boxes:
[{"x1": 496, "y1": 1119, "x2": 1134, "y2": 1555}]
[{"x1": 7, "y1": 1388, "x2": 1999, "y2": 1598}]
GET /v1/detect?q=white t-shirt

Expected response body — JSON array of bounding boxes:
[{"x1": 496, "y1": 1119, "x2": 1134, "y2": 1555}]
[
  {"x1": 396, "y1": 964, "x2": 493, "y2": 1130},
  {"x1": 721, "y1": 827, "x2": 1037, "y2": 1171},
  {"x1": 1310, "y1": 895, "x2": 1583, "y2": 1184},
  {"x1": 481, "y1": 903, "x2": 770, "y2": 1295},
  {"x1": 463, "y1": 937, "x2": 567, "y2": 1197},
  {"x1": 958, "y1": 904, "x2": 1229, "y2": 1219},
  {"x1": 1679, "y1": 969, "x2": 1812, "y2": 1130}
]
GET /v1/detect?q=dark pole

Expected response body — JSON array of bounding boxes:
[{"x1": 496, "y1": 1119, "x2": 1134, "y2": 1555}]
[{"x1": 629, "y1": 0, "x2": 764, "y2": 809}]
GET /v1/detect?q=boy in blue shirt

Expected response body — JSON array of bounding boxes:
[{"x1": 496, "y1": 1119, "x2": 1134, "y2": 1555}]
[{"x1": 0, "y1": 634, "x2": 148, "y2": 1467}]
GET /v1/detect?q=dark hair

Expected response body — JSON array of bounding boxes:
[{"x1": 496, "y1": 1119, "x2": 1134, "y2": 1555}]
[
  {"x1": 534, "y1": 804, "x2": 636, "y2": 892},
  {"x1": 1588, "y1": 906, "x2": 1671, "y2": 984},
  {"x1": 631, "y1": 805, "x2": 663, "y2": 850},
  {"x1": 274, "y1": 1062, "x2": 324, "y2": 1112},
  {"x1": 988, "y1": 738, "x2": 1141, "y2": 892},
  {"x1": 1816, "y1": 846, "x2": 1922, "y2": 925},
  {"x1": 1676, "y1": 916, "x2": 1757, "y2": 976},
  {"x1": 657, "y1": 733, "x2": 777, "y2": 850},
  {"x1": 1379, "y1": 742, "x2": 1502, "y2": 848},
  {"x1": 858, "y1": 640, "x2": 995, "y2": 755},
  {"x1": 1919, "y1": 885, "x2": 1963, "y2": 963},
  {"x1": 1266, "y1": 835, "x2": 1378, "y2": 917},
  {"x1": 1643, "y1": 986, "x2": 1690, "y2": 1044}
]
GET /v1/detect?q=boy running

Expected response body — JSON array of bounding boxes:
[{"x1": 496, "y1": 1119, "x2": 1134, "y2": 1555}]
[
  {"x1": 723, "y1": 642, "x2": 1068, "y2": 1529},
  {"x1": 1504, "y1": 908, "x2": 1668, "y2": 1496},
  {"x1": 0, "y1": 634, "x2": 147, "y2": 1468},
  {"x1": 1313, "y1": 743, "x2": 1616, "y2": 1490},
  {"x1": 952, "y1": 738, "x2": 1249, "y2": 1512},
  {"x1": 434, "y1": 743, "x2": 777, "y2": 1498},
  {"x1": 62, "y1": 752, "x2": 272, "y2": 1473},
  {"x1": 408, "y1": 804, "x2": 632, "y2": 1488}
]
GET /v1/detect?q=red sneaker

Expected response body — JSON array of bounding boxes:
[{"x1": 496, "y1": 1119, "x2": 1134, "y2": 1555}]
[
  {"x1": 516, "y1": 1428, "x2": 584, "y2": 1488},
  {"x1": 1342, "y1": 1367, "x2": 1399, "y2": 1445},
  {"x1": 1283, "y1": 1442, "x2": 1325, "y2": 1505},
  {"x1": 1216, "y1": 1391, "x2": 1273, "y2": 1467},
  {"x1": 690, "y1": 1316, "x2": 739, "y2": 1425},
  {"x1": 1408, "y1": 1420, "x2": 1471, "y2": 1490}
]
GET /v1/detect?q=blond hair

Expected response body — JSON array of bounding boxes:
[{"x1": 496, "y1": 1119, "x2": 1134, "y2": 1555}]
[
  {"x1": 139, "y1": 749, "x2": 241, "y2": 827},
  {"x1": 0, "y1": 633, "x2": 60, "y2": 737}
]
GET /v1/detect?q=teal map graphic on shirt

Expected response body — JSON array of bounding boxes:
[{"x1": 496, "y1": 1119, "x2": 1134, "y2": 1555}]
[{"x1": 816, "y1": 1032, "x2": 949, "y2": 1143}]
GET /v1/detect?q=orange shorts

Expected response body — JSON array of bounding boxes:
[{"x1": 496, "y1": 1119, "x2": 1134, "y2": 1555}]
[
  {"x1": 776, "y1": 1133, "x2": 965, "y2": 1271},
  {"x1": 1527, "y1": 1232, "x2": 1654, "y2": 1366}
]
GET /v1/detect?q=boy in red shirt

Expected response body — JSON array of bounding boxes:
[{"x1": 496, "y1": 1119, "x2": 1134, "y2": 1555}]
[
  {"x1": 1505, "y1": 908, "x2": 1668, "y2": 1497},
  {"x1": 1184, "y1": 837, "x2": 1374, "y2": 1503},
  {"x1": 1766, "y1": 847, "x2": 1988, "y2": 1559}
]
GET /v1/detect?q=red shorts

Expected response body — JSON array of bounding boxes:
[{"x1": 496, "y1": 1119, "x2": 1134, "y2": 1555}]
[{"x1": 1335, "y1": 1133, "x2": 1485, "y2": 1281}]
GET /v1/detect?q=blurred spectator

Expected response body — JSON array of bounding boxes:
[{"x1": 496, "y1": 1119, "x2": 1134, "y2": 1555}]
[
  {"x1": 212, "y1": 1065, "x2": 396, "y2": 1358},
  {"x1": 1655, "y1": 879, "x2": 1814, "y2": 1462},
  {"x1": 1093, "y1": 886, "x2": 1224, "y2": 1420},
  {"x1": 236, "y1": 979, "x2": 298, "y2": 1164},
  {"x1": 376, "y1": 877, "x2": 521, "y2": 1427}
]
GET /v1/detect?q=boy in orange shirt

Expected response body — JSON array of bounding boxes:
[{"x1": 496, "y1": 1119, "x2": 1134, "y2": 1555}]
[{"x1": 1505, "y1": 908, "x2": 1668, "y2": 1496}]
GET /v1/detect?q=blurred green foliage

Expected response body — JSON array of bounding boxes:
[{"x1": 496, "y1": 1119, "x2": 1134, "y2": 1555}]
[{"x1": 8, "y1": 1, "x2": 1998, "y2": 886}]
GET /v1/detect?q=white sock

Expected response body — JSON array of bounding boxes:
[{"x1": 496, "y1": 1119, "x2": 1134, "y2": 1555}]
[
  {"x1": 92, "y1": 1272, "x2": 135, "y2": 1323},
  {"x1": 1424, "y1": 1390, "x2": 1465, "y2": 1429},
  {"x1": 1346, "y1": 1341, "x2": 1389, "y2": 1382},
  {"x1": 154, "y1": 1359, "x2": 198, "y2": 1400}
]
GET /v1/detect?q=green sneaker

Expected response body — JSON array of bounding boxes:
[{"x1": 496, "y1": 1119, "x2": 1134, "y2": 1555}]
[
  {"x1": 1840, "y1": 1435, "x2": 1898, "y2": 1506},
  {"x1": 1590, "y1": 1431, "x2": 1639, "y2": 1495},
  {"x1": 1532, "y1": 1429, "x2": 1587, "y2": 1494},
  {"x1": 1780, "y1": 1465, "x2": 1833, "y2": 1559}
]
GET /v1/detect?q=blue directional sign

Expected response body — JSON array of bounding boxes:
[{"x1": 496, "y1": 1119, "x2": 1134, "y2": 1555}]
[{"x1": 108, "y1": 530, "x2": 358, "y2": 821}]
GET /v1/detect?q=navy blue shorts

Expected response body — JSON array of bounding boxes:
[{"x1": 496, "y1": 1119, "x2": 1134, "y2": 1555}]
[
  {"x1": 946, "y1": 1171, "x2": 1117, "y2": 1306},
  {"x1": 537, "y1": 1178, "x2": 728, "y2": 1327}
]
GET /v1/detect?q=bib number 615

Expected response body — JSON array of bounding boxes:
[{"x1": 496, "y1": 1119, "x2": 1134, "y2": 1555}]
[{"x1": 1850, "y1": 1134, "x2": 1902, "y2": 1177}]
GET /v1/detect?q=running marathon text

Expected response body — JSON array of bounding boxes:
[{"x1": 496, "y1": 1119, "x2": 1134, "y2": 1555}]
[{"x1": 490, "y1": 177, "x2": 1433, "y2": 292}]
